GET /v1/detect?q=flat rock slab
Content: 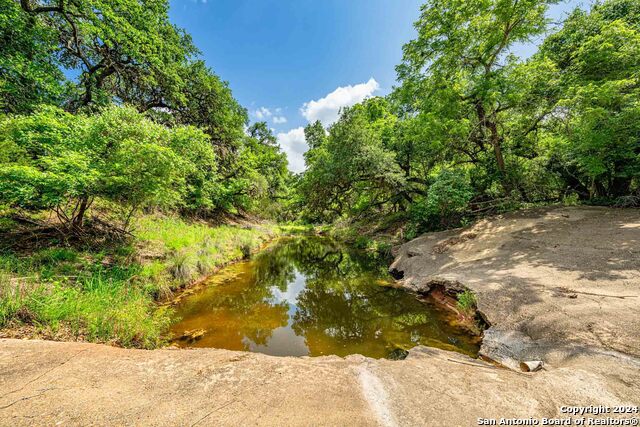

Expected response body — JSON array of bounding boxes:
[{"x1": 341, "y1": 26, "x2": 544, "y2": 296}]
[
  {"x1": 1, "y1": 339, "x2": 638, "y2": 426},
  {"x1": 391, "y1": 206, "x2": 640, "y2": 365}
]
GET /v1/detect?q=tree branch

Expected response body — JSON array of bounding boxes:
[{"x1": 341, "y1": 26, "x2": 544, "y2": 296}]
[{"x1": 20, "y1": 0, "x2": 63, "y2": 13}]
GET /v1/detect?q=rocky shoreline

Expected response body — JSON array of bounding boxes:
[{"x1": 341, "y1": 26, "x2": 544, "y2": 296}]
[{"x1": 390, "y1": 206, "x2": 640, "y2": 371}]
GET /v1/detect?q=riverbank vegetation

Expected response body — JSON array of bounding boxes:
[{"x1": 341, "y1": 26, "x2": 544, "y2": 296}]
[
  {"x1": 0, "y1": 0, "x2": 290, "y2": 345},
  {"x1": 298, "y1": 0, "x2": 640, "y2": 239},
  {"x1": 0, "y1": 215, "x2": 279, "y2": 347},
  {"x1": 1, "y1": 0, "x2": 638, "y2": 347}
]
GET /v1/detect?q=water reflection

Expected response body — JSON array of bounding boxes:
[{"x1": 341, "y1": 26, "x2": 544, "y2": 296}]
[{"x1": 170, "y1": 236, "x2": 481, "y2": 359}]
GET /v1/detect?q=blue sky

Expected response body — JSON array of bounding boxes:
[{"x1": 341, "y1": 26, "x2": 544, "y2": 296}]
[{"x1": 168, "y1": 0, "x2": 592, "y2": 172}]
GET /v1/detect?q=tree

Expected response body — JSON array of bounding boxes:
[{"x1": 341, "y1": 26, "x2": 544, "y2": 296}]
[
  {"x1": 303, "y1": 120, "x2": 327, "y2": 166},
  {"x1": 0, "y1": 106, "x2": 199, "y2": 231},
  {"x1": 396, "y1": 0, "x2": 559, "y2": 195},
  {"x1": 4, "y1": 0, "x2": 294, "y2": 221},
  {"x1": 300, "y1": 100, "x2": 405, "y2": 221},
  {"x1": 0, "y1": 0, "x2": 65, "y2": 113},
  {"x1": 168, "y1": 126, "x2": 220, "y2": 214},
  {"x1": 296, "y1": 0, "x2": 639, "y2": 230},
  {"x1": 229, "y1": 126, "x2": 290, "y2": 216},
  {"x1": 410, "y1": 169, "x2": 473, "y2": 229},
  {"x1": 248, "y1": 122, "x2": 277, "y2": 145},
  {"x1": 147, "y1": 60, "x2": 248, "y2": 159},
  {"x1": 17, "y1": 0, "x2": 197, "y2": 111},
  {"x1": 539, "y1": 0, "x2": 640, "y2": 199}
]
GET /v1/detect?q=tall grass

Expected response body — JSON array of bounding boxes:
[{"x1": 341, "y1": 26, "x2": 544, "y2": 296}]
[
  {"x1": 136, "y1": 216, "x2": 278, "y2": 291},
  {"x1": 0, "y1": 214, "x2": 279, "y2": 348},
  {"x1": 1, "y1": 275, "x2": 170, "y2": 348}
]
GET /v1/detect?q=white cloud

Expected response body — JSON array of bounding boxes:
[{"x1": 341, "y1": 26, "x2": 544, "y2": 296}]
[
  {"x1": 254, "y1": 107, "x2": 272, "y2": 120},
  {"x1": 271, "y1": 78, "x2": 379, "y2": 172},
  {"x1": 277, "y1": 127, "x2": 307, "y2": 173},
  {"x1": 254, "y1": 107, "x2": 287, "y2": 125},
  {"x1": 300, "y1": 78, "x2": 380, "y2": 126}
]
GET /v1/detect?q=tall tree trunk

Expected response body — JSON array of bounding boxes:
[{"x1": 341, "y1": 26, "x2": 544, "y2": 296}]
[
  {"x1": 488, "y1": 122, "x2": 507, "y2": 177},
  {"x1": 475, "y1": 101, "x2": 512, "y2": 194},
  {"x1": 590, "y1": 179, "x2": 607, "y2": 199}
]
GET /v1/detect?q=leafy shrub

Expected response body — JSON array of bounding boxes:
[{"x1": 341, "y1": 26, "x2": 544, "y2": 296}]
[
  {"x1": 0, "y1": 106, "x2": 215, "y2": 230},
  {"x1": 562, "y1": 193, "x2": 580, "y2": 206},
  {"x1": 410, "y1": 169, "x2": 473, "y2": 232},
  {"x1": 404, "y1": 224, "x2": 419, "y2": 241},
  {"x1": 427, "y1": 170, "x2": 473, "y2": 224},
  {"x1": 354, "y1": 236, "x2": 371, "y2": 249}
]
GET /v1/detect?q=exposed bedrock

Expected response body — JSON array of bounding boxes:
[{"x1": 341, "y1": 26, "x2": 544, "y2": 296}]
[{"x1": 390, "y1": 206, "x2": 640, "y2": 370}]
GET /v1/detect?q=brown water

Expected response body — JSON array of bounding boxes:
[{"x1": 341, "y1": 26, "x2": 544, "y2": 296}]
[{"x1": 170, "y1": 236, "x2": 481, "y2": 359}]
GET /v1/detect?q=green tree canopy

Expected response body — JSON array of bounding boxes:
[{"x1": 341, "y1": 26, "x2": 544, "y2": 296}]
[
  {"x1": 300, "y1": 98, "x2": 405, "y2": 221},
  {"x1": 396, "y1": 0, "x2": 560, "y2": 196},
  {"x1": 0, "y1": 0, "x2": 66, "y2": 113},
  {"x1": 538, "y1": 0, "x2": 640, "y2": 198},
  {"x1": 0, "y1": 105, "x2": 216, "y2": 230}
]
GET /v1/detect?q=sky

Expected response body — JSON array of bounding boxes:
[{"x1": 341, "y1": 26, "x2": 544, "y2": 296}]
[{"x1": 168, "y1": 0, "x2": 593, "y2": 173}]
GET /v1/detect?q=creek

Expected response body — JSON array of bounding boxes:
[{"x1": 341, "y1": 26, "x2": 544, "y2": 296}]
[{"x1": 170, "y1": 236, "x2": 481, "y2": 359}]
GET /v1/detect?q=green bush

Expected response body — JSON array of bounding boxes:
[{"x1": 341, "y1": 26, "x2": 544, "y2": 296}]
[
  {"x1": 562, "y1": 193, "x2": 580, "y2": 206},
  {"x1": 410, "y1": 169, "x2": 473, "y2": 232},
  {"x1": 0, "y1": 106, "x2": 225, "y2": 230}
]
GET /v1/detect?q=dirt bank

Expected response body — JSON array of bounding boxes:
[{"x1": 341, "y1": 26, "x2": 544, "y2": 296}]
[
  {"x1": 390, "y1": 206, "x2": 640, "y2": 369},
  {"x1": 1, "y1": 206, "x2": 638, "y2": 426}
]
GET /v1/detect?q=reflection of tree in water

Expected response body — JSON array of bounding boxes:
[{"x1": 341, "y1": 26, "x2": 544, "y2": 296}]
[
  {"x1": 173, "y1": 260, "x2": 290, "y2": 350},
  {"x1": 174, "y1": 236, "x2": 480, "y2": 357},
  {"x1": 291, "y1": 275, "x2": 436, "y2": 354},
  {"x1": 238, "y1": 302, "x2": 289, "y2": 346},
  {"x1": 252, "y1": 236, "x2": 387, "y2": 287},
  {"x1": 252, "y1": 240, "x2": 299, "y2": 292},
  {"x1": 252, "y1": 237, "x2": 440, "y2": 355},
  {"x1": 206, "y1": 237, "x2": 347, "y2": 311}
]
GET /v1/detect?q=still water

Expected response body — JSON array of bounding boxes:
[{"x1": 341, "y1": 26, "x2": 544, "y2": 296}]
[{"x1": 170, "y1": 236, "x2": 481, "y2": 359}]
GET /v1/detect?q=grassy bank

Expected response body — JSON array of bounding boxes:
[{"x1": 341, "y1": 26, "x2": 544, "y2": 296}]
[{"x1": 0, "y1": 215, "x2": 280, "y2": 348}]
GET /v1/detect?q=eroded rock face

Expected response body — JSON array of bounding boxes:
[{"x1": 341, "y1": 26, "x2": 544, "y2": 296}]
[
  {"x1": 390, "y1": 206, "x2": 640, "y2": 370},
  {"x1": 480, "y1": 327, "x2": 543, "y2": 371}
]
